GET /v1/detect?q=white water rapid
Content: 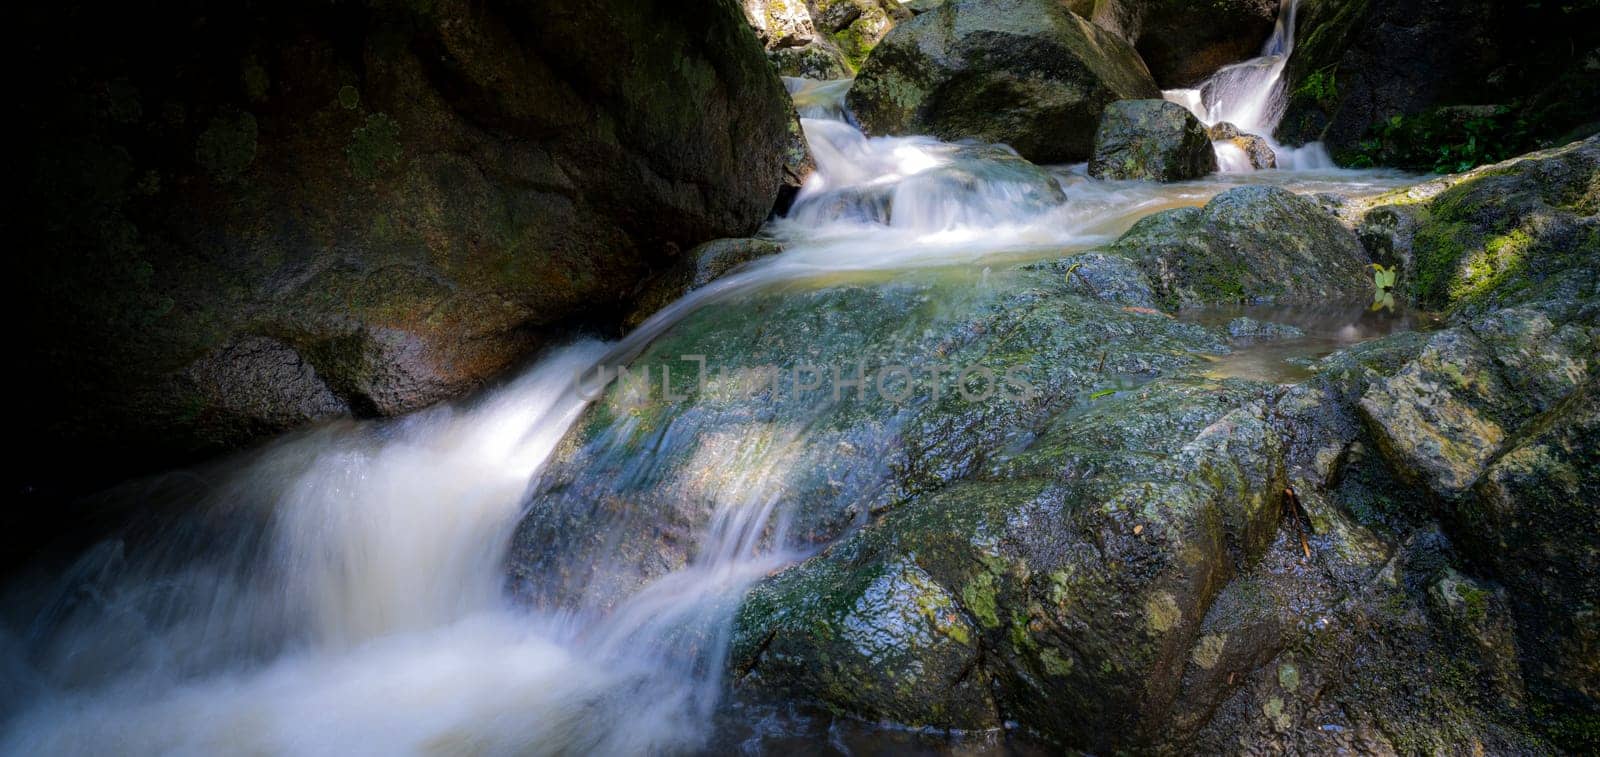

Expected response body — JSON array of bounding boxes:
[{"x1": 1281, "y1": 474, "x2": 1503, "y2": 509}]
[
  {"x1": 1164, "y1": 0, "x2": 1336, "y2": 171},
  {"x1": 2, "y1": 42, "x2": 1413, "y2": 757}
]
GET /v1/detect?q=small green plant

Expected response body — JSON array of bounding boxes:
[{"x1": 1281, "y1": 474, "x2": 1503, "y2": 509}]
[
  {"x1": 1370, "y1": 263, "x2": 1398, "y2": 312},
  {"x1": 1344, "y1": 105, "x2": 1538, "y2": 173},
  {"x1": 1294, "y1": 68, "x2": 1339, "y2": 110}
]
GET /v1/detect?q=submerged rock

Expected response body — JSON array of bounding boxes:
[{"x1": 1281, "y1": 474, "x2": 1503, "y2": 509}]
[
  {"x1": 846, "y1": 0, "x2": 1160, "y2": 164},
  {"x1": 786, "y1": 136, "x2": 1067, "y2": 229},
  {"x1": 19, "y1": 0, "x2": 803, "y2": 482},
  {"x1": 1109, "y1": 185, "x2": 1371, "y2": 309},
  {"x1": 1089, "y1": 99, "x2": 1219, "y2": 181},
  {"x1": 1226, "y1": 317, "x2": 1305, "y2": 340}
]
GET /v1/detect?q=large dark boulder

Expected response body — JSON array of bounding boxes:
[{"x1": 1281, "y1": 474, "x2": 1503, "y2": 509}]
[
  {"x1": 846, "y1": 0, "x2": 1160, "y2": 164},
  {"x1": 1089, "y1": 99, "x2": 1219, "y2": 181},
  {"x1": 1089, "y1": 0, "x2": 1281, "y2": 88},
  {"x1": 1278, "y1": 0, "x2": 1600, "y2": 161},
  {"x1": 17, "y1": 0, "x2": 801, "y2": 488}
]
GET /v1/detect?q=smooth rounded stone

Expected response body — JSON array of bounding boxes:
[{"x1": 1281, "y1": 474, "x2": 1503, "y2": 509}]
[
  {"x1": 625, "y1": 238, "x2": 785, "y2": 328},
  {"x1": 846, "y1": 0, "x2": 1160, "y2": 164},
  {"x1": 1108, "y1": 185, "x2": 1371, "y2": 309},
  {"x1": 1087, "y1": 0, "x2": 1280, "y2": 88},
  {"x1": 1226, "y1": 317, "x2": 1305, "y2": 340},
  {"x1": 1088, "y1": 99, "x2": 1219, "y2": 181},
  {"x1": 18, "y1": 0, "x2": 801, "y2": 478},
  {"x1": 1208, "y1": 121, "x2": 1243, "y2": 140},
  {"x1": 1230, "y1": 134, "x2": 1278, "y2": 169}
]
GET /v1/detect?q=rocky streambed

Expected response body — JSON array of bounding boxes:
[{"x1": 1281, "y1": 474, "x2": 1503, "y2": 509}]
[
  {"x1": 8, "y1": 0, "x2": 1596, "y2": 753},
  {"x1": 500, "y1": 109, "x2": 1598, "y2": 751}
]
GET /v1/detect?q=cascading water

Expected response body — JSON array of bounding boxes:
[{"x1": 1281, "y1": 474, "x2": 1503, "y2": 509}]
[
  {"x1": 1164, "y1": 0, "x2": 1335, "y2": 171},
  {"x1": 1, "y1": 64, "x2": 1414, "y2": 755}
]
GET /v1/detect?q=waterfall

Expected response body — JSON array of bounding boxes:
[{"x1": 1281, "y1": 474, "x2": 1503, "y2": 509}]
[
  {"x1": 1164, "y1": 0, "x2": 1335, "y2": 171},
  {"x1": 0, "y1": 339, "x2": 792, "y2": 755}
]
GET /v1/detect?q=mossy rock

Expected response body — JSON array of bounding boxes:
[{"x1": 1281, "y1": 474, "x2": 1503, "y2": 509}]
[
  {"x1": 1108, "y1": 185, "x2": 1371, "y2": 309},
  {"x1": 1088, "y1": 99, "x2": 1218, "y2": 182}
]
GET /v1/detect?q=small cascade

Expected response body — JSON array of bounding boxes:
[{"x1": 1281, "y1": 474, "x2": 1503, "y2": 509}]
[{"x1": 1164, "y1": 0, "x2": 1334, "y2": 171}]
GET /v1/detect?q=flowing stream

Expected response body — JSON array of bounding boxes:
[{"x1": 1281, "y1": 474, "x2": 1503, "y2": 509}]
[{"x1": 2, "y1": 13, "x2": 1418, "y2": 754}]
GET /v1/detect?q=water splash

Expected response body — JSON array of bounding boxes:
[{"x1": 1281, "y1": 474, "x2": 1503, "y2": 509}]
[
  {"x1": 1163, "y1": 0, "x2": 1334, "y2": 171},
  {"x1": 0, "y1": 341, "x2": 779, "y2": 755}
]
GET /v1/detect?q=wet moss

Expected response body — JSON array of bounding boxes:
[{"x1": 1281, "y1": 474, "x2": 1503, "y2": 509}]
[{"x1": 346, "y1": 112, "x2": 403, "y2": 179}]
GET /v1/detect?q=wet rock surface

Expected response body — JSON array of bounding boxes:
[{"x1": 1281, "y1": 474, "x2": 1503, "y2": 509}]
[
  {"x1": 1109, "y1": 185, "x2": 1372, "y2": 308},
  {"x1": 506, "y1": 136, "x2": 1600, "y2": 751}
]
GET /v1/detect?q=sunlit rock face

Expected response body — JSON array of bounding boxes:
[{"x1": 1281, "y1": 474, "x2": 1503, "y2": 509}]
[
  {"x1": 17, "y1": 0, "x2": 800, "y2": 482},
  {"x1": 846, "y1": 0, "x2": 1160, "y2": 164},
  {"x1": 742, "y1": 0, "x2": 908, "y2": 77}
]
